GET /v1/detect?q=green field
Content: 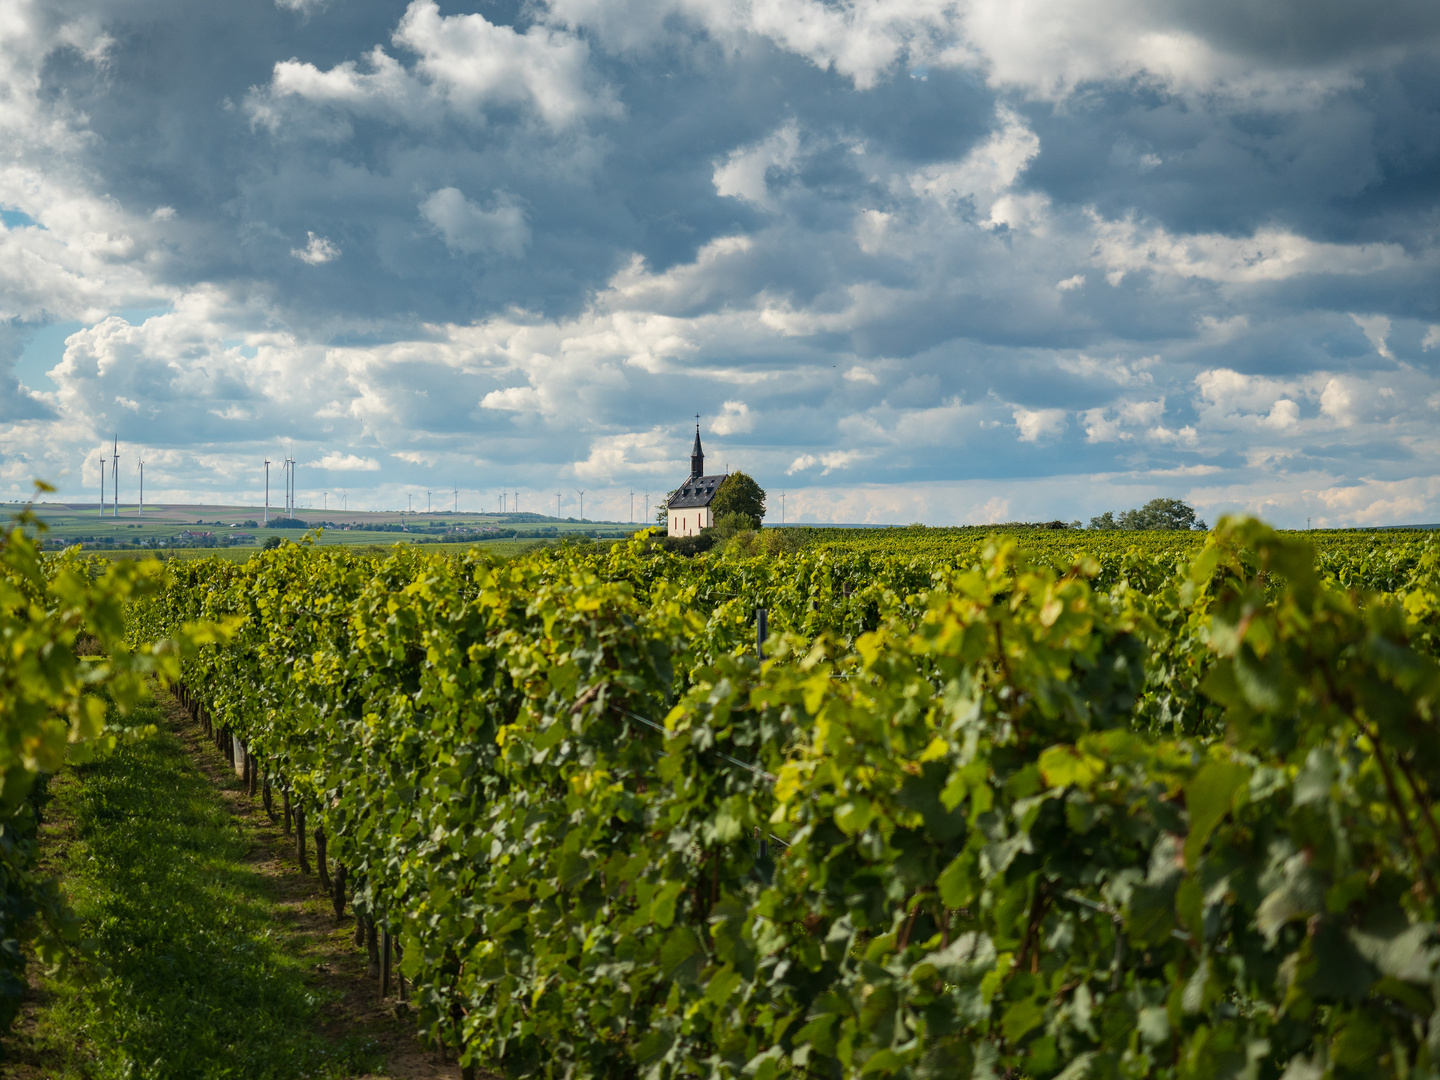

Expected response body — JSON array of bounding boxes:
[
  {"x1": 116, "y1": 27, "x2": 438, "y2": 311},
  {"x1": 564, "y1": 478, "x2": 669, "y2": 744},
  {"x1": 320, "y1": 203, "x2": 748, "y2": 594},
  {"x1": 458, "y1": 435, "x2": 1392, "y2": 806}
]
[{"x1": 26, "y1": 501, "x2": 642, "y2": 555}]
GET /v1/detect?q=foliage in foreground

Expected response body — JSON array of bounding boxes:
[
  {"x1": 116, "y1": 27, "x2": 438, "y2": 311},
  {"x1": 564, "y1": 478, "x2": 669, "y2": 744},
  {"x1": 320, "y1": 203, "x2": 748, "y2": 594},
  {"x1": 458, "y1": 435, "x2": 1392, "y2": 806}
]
[
  {"x1": 21, "y1": 701, "x2": 377, "y2": 1079},
  {"x1": 0, "y1": 497, "x2": 213, "y2": 1030},
  {"x1": 124, "y1": 521, "x2": 1440, "y2": 1079}
]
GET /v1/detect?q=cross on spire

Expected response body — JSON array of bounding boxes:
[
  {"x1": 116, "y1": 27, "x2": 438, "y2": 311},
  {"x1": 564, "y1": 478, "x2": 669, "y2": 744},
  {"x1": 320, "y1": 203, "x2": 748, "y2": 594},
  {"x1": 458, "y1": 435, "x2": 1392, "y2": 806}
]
[{"x1": 690, "y1": 419, "x2": 705, "y2": 478}]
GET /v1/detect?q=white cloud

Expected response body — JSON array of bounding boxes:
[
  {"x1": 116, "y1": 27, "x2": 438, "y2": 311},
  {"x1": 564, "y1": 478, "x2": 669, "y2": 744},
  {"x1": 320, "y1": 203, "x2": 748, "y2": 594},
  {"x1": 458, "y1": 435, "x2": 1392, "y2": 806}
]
[
  {"x1": 843, "y1": 365, "x2": 880, "y2": 384},
  {"x1": 396, "y1": 0, "x2": 618, "y2": 126},
  {"x1": 1120, "y1": 398, "x2": 1165, "y2": 426},
  {"x1": 572, "y1": 427, "x2": 677, "y2": 480},
  {"x1": 0, "y1": 175, "x2": 173, "y2": 324},
  {"x1": 855, "y1": 209, "x2": 892, "y2": 254},
  {"x1": 1012, "y1": 406, "x2": 1066, "y2": 442},
  {"x1": 1081, "y1": 408, "x2": 1123, "y2": 443},
  {"x1": 1194, "y1": 368, "x2": 1297, "y2": 414},
  {"x1": 710, "y1": 399, "x2": 754, "y2": 435},
  {"x1": 909, "y1": 107, "x2": 1045, "y2": 230},
  {"x1": 714, "y1": 121, "x2": 801, "y2": 209},
  {"x1": 977, "y1": 496, "x2": 1011, "y2": 523},
  {"x1": 1148, "y1": 424, "x2": 1198, "y2": 446},
  {"x1": 480, "y1": 385, "x2": 545, "y2": 413},
  {"x1": 1056, "y1": 273, "x2": 1085, "y2": 291},
  {"x1": 1351, "y1": 313, "x2": 1394, "y2": 359},
  {"x1": 544, "y1": 0, "x2": 1434, "y2": 105},
  {"x1": 257, "y1": 47, "x2": 431, "y2": 130},
  {"x1": 1092, "y1": 215, "x2": 1413, "y2": 284},
  {"x1": 1057, "y1": 354, "x2": 1155, "y2": 386},
  {"x1": 291, "y1": 232, "x2": 340, "y2": 264},
  {"x1": 1081, "y1": 397, "x2": 1167, "y2": 442},
  {"x1": 1319, "y1": 377, "x2": 1355, "y2": 425},
  {"x1": 1424, "y1": 325, "x2": 1440, "y2": 351},
  {"x1": 420, "y1": 188, "x2": 530, "y2": 258},
  {"x1": 316, "y1": 451, "x2": 380, "y2": 471},
  {"x1": 787, "y1": 449, "x2": 869, "y2": 475},
  {"x1": 547, "y1": 0, "x2": 969, "y2": 90},
  {"x1": 255, "y1": 0, "x2": 618, "y2": 131},
  {"x1": 1315, "y1": 476, "x2": 1440, "y2": 526},
  {"x1": 1262, "y1": 398, "x2": 1300, "y2": 430}
]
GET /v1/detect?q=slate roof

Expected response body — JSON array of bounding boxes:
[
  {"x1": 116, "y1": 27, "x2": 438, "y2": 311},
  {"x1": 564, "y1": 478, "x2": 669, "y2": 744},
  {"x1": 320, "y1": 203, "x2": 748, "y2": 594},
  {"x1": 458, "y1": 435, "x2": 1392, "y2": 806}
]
[{"x1": 667, "y1": 474, "x2": 728, "y2": 509}]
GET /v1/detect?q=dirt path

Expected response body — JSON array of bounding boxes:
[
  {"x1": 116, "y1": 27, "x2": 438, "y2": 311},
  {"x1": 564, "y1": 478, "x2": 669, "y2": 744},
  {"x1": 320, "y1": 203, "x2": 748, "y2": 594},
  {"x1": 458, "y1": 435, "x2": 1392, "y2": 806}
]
[{"x1": 163, "y1": 692, "x2": 463, "y2": 1080}]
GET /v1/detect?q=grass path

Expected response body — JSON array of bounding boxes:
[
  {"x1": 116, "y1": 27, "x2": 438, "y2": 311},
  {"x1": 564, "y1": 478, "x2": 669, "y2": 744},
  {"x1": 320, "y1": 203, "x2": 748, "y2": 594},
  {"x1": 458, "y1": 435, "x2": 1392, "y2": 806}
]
[{"x1": 2, "y1": 692, "x2": 460, "y2": 1080}]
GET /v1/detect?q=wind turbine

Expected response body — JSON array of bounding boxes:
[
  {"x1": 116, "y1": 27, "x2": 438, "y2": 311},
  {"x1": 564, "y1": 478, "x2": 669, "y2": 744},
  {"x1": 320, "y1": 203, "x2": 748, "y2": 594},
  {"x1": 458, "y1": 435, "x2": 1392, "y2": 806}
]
[
  {"x1": 555, "y1": 491, "x2": 562, "y2": 519},
  {"x1": 575, "y1": 489, "x2": 585, "y2": 521},
  {"x1": 514, "y1": 490, "x2": 519, "y2": 514},
  {"x1": 629, "y1": 491, "x2": 634, "y2": 523},
  {"x1": 323, "y1": 491, "x2": 328, "y2": 512},
  {"x1": 111, "y1": 436, "x2": 120, "y2": 518},
  {"x1": 426, "y1": 489, "x2": 431, "y2": 514},
  {"x1": 264, "y1": 459, "x2": 270, "y2": 524},
  {"x1": 453, "y1": 487, "x2": 459, "y2": 513},
  {"x1": 138, "y1": 457, "x2": 145, "y2": 518},
  {"x1": 99, "y1": 454, "x2": 105, "y2": 517}
]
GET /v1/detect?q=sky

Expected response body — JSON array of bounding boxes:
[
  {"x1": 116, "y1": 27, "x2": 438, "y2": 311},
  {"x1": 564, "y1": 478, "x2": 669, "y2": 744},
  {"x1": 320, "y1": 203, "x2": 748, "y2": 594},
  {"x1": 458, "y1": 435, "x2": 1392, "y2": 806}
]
[{"x1": 3, "y1": 0, "x2": 1439, "y2": 527}]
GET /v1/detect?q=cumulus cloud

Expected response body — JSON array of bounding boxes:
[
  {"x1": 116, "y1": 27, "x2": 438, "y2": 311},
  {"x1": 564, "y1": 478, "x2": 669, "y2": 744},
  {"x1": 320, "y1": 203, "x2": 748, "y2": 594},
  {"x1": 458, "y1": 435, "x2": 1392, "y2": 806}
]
[
  {"x1": 908, "y1": 106, "x2": 1044, "y2": 229},
  {"x1": 291, "y1": 232, "x2": 340, "y2": 264},
  {"x1": 1057, "y1": 355, "x2": 1155, "y2": 387},
  {"x1": 1091, "y1": 216, "x2": 1413, "y2": 285},
  {"x1": 711, "y1": 399, "x2": 754, "y2": 435},
  {"x1": 254, "y1": 0, "x2": 619, "y2": 131},
  {"x1": 420, "y1": 188, "x2": 530, "y2": 258},
  {"x1": 316, "y1": 452, "x2": 380, "y2": 471},
  {"x1": 1351, "y1": 314, "x2": 1394, "y2": 359},
  {"x1": 713, "y1": 122, "x2": 802, "y2": 209},
  {"x1": 1081, "y1": 398, "x2": 1166, "y2": 442},
  {"x1": 787, "y1": 449, "x2": 870, "y2": 475},
  {"x1": 1013, "y1": 407, "x2": 1066, "y2": 442},
  {"x1": 546, "y1": 0, "x2": 1440, "y2": 104}
]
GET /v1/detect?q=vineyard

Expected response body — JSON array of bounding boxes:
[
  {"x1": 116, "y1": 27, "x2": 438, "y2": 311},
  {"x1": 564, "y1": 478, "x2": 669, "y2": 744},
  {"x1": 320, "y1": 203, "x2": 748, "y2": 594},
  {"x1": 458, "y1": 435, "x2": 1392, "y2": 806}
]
[{"x1": 8, "y1": 519, "x2": 1440, "y2": 1078}]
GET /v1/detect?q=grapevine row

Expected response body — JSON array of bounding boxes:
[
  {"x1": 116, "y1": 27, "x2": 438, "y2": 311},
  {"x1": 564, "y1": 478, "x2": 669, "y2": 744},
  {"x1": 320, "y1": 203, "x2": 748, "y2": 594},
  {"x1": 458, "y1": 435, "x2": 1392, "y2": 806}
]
[{"x1": 124, "y1": 523, "x2": 1440, "y2": 1079}]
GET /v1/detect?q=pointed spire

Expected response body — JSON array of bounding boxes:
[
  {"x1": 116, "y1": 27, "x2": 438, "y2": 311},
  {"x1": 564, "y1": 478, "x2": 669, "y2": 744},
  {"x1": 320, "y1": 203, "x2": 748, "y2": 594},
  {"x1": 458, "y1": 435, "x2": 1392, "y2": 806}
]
[{"x1": 690, "y1": 423, "x2": 704, "y2": 478}]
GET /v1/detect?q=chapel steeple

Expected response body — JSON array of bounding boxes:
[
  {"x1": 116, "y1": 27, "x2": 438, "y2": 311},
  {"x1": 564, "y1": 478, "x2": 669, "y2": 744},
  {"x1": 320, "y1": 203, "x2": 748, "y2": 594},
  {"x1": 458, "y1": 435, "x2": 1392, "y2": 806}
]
[
  {"x1": 690, "y1": 424, "x2": 704, "y2": 478},
  {"x1": 666, "y1": 421, "x2": 728, "y2": 537}
]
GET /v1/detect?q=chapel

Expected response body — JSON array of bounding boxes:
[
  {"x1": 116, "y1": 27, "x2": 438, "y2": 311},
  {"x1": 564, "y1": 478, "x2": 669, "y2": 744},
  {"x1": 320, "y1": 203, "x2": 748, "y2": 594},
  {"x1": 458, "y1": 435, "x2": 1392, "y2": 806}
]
[{"x1": 666, "y1": 427, "x2": 728, "y2": 537}]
